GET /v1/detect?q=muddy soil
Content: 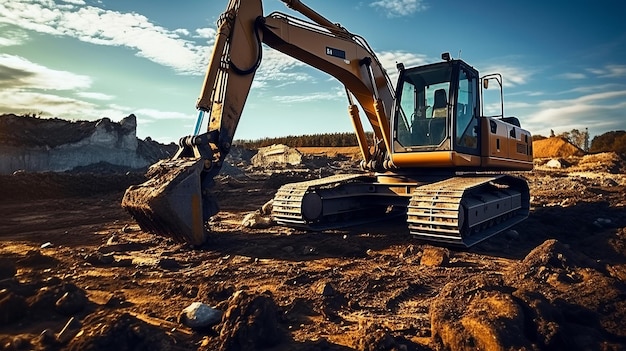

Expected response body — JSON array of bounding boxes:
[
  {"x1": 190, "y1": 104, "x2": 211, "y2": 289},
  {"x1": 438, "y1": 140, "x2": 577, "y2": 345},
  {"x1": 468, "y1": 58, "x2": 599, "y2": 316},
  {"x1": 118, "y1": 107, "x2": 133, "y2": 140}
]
[{"x1": 1, "y1": 154, "x2": 625, "y2": 350}]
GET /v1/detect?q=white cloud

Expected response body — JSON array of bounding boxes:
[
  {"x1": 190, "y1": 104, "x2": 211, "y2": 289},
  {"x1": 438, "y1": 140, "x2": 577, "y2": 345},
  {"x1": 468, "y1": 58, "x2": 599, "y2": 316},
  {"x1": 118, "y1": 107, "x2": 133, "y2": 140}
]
[
  {"x1": 481, "y1": 64, "x2": 532, "y2": 87},
  {"x1": 557, "y1": 83, "x2": 622, "y2": 95},
  {"x1": 512, "y1": 90, "x2": 626, "y2": 137},
  {"x1": 370, "y1": 0, "x2": 428, "y2": 17},
  {"x1": 0, "y1": 26, "x2": 29, "y2": 46},
  {"x1": 557, "y1": 72, "x2": 586, "y2": 80},
  {"x1": 76, "y1": 92, "x2": 114, "y2": 100},
  {"x1": 0, "y1": 89, "x2": 97, "y2": 118},
  {"x1": 587, "y1": 64, "x2": 626, "y2": 78},
  {"x1": 134, "y1": 108, "x2": 194, "y2": 121},
  {"x1": 272, "y1": 89, "x2": 344, "y2": 104},
  {"x1": 377, "y1": 50, "x2": 430, "y2": 84},
  {"x1": 255, "y1": 48, "x2": 312, "y2": 86},
  {"x1": 195, "y1": 27, "x2": 216, "y2": 39},
  {"x1": 0, "y1": 54, "x2": 91, "y2": 90},
  {"x1": 60, "y1": 0, "x2": 86, "y2": 5},
  {"x1": 0, "y1": 1, "x2": 211, "y2": 75}
]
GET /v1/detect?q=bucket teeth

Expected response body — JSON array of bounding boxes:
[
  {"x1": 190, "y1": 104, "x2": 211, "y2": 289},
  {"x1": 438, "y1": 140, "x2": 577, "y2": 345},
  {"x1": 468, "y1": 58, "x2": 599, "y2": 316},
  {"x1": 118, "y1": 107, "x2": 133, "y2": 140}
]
[{"x1": 121, "y1": 158, "x2": 213, "y2": 245}]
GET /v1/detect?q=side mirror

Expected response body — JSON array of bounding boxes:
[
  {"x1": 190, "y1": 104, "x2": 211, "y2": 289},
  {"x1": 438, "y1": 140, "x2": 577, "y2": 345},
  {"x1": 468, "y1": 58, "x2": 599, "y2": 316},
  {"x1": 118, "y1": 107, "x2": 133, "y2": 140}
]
[{"x1": 483, "y1": 79, "x2": 489, "y2": 89}]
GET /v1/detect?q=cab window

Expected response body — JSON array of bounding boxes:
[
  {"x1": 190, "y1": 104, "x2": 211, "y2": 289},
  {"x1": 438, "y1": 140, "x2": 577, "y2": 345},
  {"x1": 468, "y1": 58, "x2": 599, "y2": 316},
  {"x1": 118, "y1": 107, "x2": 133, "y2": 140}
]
[
  {"x1": 395, "y1": 65, "x2": 451, "y2": 150},
  {"x1": 455, "y1": 68, "x2": 478, "y2": 150}
]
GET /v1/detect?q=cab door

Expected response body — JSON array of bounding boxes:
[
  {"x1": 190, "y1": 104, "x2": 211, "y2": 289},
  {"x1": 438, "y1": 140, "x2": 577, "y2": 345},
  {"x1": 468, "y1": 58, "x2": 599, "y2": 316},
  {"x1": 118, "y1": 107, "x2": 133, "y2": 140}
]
[{"x1": 453, "y1": 63, "x2": 480, "y2": 155}]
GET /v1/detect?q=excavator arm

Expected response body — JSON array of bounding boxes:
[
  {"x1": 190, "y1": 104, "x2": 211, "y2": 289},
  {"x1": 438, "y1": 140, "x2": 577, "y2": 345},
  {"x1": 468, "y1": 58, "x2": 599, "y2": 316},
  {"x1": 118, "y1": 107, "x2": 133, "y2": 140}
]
[
  {"x1": 197, "y1": 0, "x2": 396, "y2": 170},
  {"x1": 122, "y1": 0, "x2": 397, "y2": 245}
]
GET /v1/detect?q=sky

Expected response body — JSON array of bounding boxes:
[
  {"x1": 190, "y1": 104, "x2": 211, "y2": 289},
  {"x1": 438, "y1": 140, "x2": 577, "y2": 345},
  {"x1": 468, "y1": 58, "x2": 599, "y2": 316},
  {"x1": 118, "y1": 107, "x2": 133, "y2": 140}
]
[{"x1": 1, "y1": 0, "x2": 625, "y2": 144}]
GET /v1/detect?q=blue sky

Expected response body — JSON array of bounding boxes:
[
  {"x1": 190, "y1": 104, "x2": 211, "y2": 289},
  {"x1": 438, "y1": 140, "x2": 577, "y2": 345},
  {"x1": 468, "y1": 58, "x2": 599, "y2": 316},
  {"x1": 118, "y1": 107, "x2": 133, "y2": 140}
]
[{"x1": 1, "y1": 0, "x2": 625, "y2": 143}]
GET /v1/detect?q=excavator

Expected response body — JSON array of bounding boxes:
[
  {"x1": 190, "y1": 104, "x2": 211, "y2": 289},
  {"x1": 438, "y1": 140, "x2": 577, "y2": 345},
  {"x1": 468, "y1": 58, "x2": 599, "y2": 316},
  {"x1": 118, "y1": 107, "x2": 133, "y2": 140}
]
[{"x1": 122, "y1": 0, "x2": 533, "y2": 248}]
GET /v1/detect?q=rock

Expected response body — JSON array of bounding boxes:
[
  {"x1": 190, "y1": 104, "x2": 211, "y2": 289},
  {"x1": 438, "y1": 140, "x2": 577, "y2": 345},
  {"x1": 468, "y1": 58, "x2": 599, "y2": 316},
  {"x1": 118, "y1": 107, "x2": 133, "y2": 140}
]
[
  {"x1": 399, "y1": 245, "x2": 416, "y2": 259},
  {"x1": 179, "y1": 302, "x2": 223, "y2": 329},
  {"x1": 314, "y1": 282, "x2": 336, "y2": 297},
  {"x1": 260, "y1": 199, "x2": 273, "y2": 216},
  {"x1": 219, "y1": 290, "x2": 282, "y2": 350},
  {"x1": 546, "y1": 159, "x2": 567, "y2": 168},
  {"x1": 106, "y1": 234, "x2": 119, "y2": 245},
  {"x1": 0, "y1": 292, "x2": 27, "y2": 325},
  {"x1": 0, "y1": 258, "x2": 17, "y2": 280},
  {"x1": 56, "y1": 316, "x2": 81, "y2": 344},
  {"x1": 36, "y1": 328, "x2": 57, "y2": 346},
  {"x1": 55, "y1": 289, "x2": 88, "y2": 315},
  {"x1": 17, "y1": 250, "x2": 58, "y2": 267},
  {"x1": 112, "y1": 258, "x2": 133, "y2": 267},
  {"x1": 357, "y1": 324, "x2": 399, "y2": 351},
  {"x1": 157, "y1": 258, "x2": 180, "y2": 270},
  {"x1": 251, "y1": 144, "x2": 303, "y2": 167},
  {"x1": 420, "y1": 246, "x2": 449, "y2": 267},
  {"x1": 241, "y1": 211, "x2": 273, "y2": 229},
  {"x1": 8, "y1": 336, "x2": 29, "y2": 350},
  {"x1": 84, "y1": 252, "x2": 115, "y2": 266}
]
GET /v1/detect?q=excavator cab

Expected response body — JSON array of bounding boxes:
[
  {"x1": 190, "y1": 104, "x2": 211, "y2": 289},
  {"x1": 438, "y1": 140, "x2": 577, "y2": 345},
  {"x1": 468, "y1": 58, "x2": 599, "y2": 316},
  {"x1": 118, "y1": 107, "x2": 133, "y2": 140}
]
[
  {"x1": 391, "y1": 58, "x2": 532, "y2": 171},
  {"x1": 393, "y1": 59, "x2": 480, "y2": 161}
]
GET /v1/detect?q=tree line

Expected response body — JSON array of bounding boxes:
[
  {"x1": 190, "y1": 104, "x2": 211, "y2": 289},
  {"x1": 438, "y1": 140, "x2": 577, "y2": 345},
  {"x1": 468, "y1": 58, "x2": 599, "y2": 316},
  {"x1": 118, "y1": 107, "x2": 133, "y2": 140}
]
[
  {"x1": 234, "y1": 132, "x2": 374, "y2": 149},
  {"x1": 236, "y1": 128, "x2": 626, "y2": 155}
]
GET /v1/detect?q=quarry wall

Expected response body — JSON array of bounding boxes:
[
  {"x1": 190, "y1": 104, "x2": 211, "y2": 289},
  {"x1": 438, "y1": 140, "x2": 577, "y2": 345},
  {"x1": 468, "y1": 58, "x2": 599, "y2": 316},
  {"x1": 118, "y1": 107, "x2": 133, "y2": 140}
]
[{"x1": 0, "y1": 114, "x2": 175, "y2": 174}]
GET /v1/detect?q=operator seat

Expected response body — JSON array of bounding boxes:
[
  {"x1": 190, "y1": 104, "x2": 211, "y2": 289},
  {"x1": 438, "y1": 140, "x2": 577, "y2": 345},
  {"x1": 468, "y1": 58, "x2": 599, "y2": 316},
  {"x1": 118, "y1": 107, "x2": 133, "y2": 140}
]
[
  {"x1": 432, "y1": 89, "x2": 448, "y2": 117},
  {"x1": 425, "y1": 88, "x2": 448, "y2": 145}
]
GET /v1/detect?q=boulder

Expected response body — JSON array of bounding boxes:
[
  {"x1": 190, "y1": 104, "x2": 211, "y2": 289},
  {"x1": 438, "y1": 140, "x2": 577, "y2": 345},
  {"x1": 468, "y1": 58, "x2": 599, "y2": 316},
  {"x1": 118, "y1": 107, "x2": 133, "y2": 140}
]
[
  {"x1": 251, "y1": 144, "x2": 302, "y2": 167},
  {"x1": 179, "y1": 302, "x2": 223, "y2": 329}
]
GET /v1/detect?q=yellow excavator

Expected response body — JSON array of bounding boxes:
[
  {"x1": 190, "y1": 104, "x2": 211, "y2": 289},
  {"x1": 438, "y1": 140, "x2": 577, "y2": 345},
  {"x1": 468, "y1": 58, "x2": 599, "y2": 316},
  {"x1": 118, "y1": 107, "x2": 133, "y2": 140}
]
[{"x1": 122, "y1": 0, "x2": 533, "y2": 248}]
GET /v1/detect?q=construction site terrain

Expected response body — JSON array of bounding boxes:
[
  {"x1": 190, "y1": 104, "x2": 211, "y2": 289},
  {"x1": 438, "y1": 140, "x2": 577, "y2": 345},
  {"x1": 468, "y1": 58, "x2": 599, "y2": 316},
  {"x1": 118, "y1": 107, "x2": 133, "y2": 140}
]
[{"x1": 1, "y1": 146, "x2": 626, "y2": 351}]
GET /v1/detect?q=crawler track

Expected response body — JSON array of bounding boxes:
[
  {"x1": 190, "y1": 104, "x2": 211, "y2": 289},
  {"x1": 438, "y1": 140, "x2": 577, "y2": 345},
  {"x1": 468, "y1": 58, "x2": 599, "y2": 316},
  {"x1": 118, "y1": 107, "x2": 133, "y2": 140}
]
[{"x1": 407, "y1": 175, "x2": 530, "y2": 247}]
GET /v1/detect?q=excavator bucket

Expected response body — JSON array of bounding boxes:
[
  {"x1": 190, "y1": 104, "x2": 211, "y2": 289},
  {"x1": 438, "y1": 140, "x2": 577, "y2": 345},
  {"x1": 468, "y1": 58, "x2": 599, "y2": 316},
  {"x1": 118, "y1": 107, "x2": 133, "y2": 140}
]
[{"x1": 121, "y1": 158, "x2": 216, "y2": 245}]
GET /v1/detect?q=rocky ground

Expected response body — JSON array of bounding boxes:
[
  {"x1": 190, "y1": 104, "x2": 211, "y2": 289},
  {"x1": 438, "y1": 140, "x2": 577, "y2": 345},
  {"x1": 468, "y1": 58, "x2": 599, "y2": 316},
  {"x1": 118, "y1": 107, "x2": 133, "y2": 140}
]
[{"x1": 1, "y1": 151, "x2": 625, "y2": 350}]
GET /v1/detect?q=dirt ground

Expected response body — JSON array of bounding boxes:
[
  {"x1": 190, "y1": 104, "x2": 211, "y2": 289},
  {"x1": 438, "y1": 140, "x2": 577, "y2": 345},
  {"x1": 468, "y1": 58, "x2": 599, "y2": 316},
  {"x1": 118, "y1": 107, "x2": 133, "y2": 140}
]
[{"x1": 1, "y1": 152, "x2": 626, "y2": 351}]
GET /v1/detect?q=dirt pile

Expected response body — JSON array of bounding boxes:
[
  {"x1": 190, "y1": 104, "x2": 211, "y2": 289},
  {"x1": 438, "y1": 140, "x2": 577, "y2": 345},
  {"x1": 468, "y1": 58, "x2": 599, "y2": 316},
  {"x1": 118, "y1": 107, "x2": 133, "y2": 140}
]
[
  {"x1": 533, "y1": 137, "x2": 585, "y2": 158},
  {"x1": 431, "y1": 239, "x2": 626, "y2": 350},
  {"x1": 533, "y1": 151, "x2": 626, "y2": 175}
]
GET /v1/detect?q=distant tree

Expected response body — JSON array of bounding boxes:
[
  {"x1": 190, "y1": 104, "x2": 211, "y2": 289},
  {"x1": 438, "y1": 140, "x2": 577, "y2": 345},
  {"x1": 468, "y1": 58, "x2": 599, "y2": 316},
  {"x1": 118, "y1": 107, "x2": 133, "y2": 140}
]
[
  {"x1": 532, "y1": 134, "x2": 547, "y2": 141},
  {"x1": 550, "y1": 129, "x2": 555, "y2": 137},
  {"x1": 590, "y1": 130, "x2": 626, "y2": 154},
  {"x1": 558, "y1": 128, "x2": 588, "y2": 150}
]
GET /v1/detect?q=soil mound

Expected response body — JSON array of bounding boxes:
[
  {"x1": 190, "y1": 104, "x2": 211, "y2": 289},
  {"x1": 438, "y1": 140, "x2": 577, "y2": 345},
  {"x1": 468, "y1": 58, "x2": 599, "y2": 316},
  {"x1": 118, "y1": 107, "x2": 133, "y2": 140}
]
[
  {"x1": 576, "y1": 152, "x2": 625, "y2": 173},
  {"x1": 533, "y1": 137, "x2": 585, "y2": 158},
  {"x1": 215, "y1": 290, "x2": 282, "y2": 351},
  {"x1": 430, "y1": 239, "x2": 626, "y2": 351},
  {"x1": 67, "y1": 312, "x2": 179, "y2": 351},
  {"x1": 430, "y1": 274, "x2": 533, "y2": 351}
]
